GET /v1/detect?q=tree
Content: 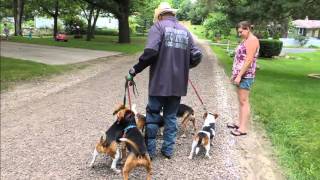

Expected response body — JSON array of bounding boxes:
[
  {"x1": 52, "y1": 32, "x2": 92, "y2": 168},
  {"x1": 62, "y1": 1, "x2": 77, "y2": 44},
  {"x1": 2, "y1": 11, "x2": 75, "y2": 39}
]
[
  {"x1": 34, "y1": 0, "x2": 75, "y2": 38},
  {"x1": 79, "y1": 2, "x2": 100, "y2": 41},
  {"x1": 13, "y1": 0, "x2": 25, "y2": 36},
  {"x1": 84, "y1": 0, "x2": 144, "y2": 43},
  {"x1": 203, "y1": 12, "x2": 231, "y2": 40},
  {"x1": 216, "y1": 0, "x2": 320, "y2": 38}
]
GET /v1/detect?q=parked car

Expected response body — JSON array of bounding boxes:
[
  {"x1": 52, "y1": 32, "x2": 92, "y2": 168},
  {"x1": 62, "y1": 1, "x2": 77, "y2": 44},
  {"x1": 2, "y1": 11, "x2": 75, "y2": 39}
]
[{"x1": 55, "y1": 32, "x2": 68, "y2": 42}]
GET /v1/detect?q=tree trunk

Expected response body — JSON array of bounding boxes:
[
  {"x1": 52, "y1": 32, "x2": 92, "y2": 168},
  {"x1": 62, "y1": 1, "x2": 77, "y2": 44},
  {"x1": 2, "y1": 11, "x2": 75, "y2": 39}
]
[
  {"x1": 90, "y1": 8, "x2": 100, "y2": 39},
  {"x1": 18, "y1": 0, "x2": 24, "y2": 36},
  {"x1": 117, "y1": 0, "x2": 130, "y2": 43},
  {"x1": 13, "y1": 0, "x2": 18, "y2": 36},
  {"x1": 117, "y1": 13, "x2": 130, "y2": 43},
  {"x1": 53, "y1": 0, "x2": 59, "y2": 38},
  {"x1": 13, "y1": 0, "x2": 24, "y2": 36},
  {"x1": 86, "y1": 5, "x2": 94, "y2": 41}
]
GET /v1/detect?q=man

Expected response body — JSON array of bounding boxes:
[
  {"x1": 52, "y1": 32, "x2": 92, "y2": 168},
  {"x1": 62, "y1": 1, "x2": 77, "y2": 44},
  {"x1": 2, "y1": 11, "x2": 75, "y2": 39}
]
[{"x1": 126, "y1": 2, "x2": 202, "y2": 159}]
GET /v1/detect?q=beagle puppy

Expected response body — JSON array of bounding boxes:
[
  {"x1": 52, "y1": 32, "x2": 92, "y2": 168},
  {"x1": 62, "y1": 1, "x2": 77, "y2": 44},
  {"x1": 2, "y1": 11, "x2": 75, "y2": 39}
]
[{"x1": 188, "y1": 112, "x2": 218, "y2": 159}]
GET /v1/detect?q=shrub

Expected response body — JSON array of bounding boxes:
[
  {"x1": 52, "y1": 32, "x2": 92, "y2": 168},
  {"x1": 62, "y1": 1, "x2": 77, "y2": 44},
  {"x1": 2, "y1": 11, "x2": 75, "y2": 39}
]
[
  {"x1": 64, "y1": 16, "x2": 86, "y2": 35},
  {"x1": 203, "y1": 13, "x2": 231, "y2": 40},
  {"x1": 259, "y1": 39, "x2": 283, "y2": 58},
  {"x1": 94, "y1": 28, "x2": 118, "y2": 36},
  {"x1": 294, "y1": 34, "x2": 309, "y2": 47}
]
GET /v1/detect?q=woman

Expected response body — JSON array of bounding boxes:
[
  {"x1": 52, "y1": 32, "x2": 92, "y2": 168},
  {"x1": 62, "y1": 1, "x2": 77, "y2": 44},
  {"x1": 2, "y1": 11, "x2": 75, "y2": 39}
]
[{"x1": 228, "y1": 21, "x2": 259, "y2": 136}]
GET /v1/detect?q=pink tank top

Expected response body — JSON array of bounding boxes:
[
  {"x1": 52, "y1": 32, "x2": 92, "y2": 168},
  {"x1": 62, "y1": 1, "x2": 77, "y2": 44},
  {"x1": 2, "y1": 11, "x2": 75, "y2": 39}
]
[{"x1": 232, "y1": 42, "x2": 258, "y2": 79}]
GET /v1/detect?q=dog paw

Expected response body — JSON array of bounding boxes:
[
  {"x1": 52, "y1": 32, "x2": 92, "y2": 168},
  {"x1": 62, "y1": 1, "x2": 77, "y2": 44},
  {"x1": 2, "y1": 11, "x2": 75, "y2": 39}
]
[
  {"x1": 89, "y1": 163, "x2": 94, "y2": 168},
  {"x1": 112, "y1": 168, "x2": 121, "y2": 174},
  {"x1": 206, "y1": 155, "x2": 212, "y2": 159},
  {"x1": 188, "y1": 155, "x2": 193, "y2": 159}
]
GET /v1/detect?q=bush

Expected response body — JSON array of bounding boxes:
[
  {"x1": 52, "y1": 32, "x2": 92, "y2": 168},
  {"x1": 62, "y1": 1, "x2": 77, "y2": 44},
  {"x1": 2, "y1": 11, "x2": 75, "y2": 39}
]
[
  {"x1": 203, "y1": 13, "x2": 231, "y2": 40},
  {"x1": 64, "y1": 16, "x2": 86, "y2": 35},
  {"x1": 294, "y1": 34, "x2": 309, "y2": 47},
  {"x1": 94, "y1": 28, "x2": 118, "y2": 36},
  {"x1": 259, "y1": 39, "x2": 283, "y2": 58}
]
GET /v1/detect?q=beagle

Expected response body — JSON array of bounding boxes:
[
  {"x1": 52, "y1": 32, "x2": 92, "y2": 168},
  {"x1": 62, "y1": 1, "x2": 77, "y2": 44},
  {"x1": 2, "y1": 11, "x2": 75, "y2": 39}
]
[
  {"x1": 89, "y1": 120, "x2": 125, "y2": 173},
  {"x1": 188, "y1": 112, "x2": 218, "y2": 159},
  {"x1": 132, "y1": 103, "x2": 196, "y2": 137},
  {"x1": 115, "y1": 106, "x2": 152, "y2": 180}
]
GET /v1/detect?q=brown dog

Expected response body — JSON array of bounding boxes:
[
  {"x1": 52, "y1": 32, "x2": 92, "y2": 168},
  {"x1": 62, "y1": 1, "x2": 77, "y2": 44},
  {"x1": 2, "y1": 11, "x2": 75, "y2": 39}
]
[
  {"x1": 132, "y1": 104, "x2": 196, "y2": 137},
  {"x1": 114, "y1": 106, "x2": 152, "y2": 180},
  {"x1": 89, "y1": 121, "x2": 125, "y2": 173}
]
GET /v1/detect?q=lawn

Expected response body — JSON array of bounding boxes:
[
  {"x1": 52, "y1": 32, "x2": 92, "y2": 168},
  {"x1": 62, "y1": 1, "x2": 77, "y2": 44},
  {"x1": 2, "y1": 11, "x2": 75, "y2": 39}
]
[
  {"x1": 0, "y1": 57, "x2": 86, "y2": 91},
  {"x1": 212, "y1": 46, "x2": 320, "y2": 179},
  {"x1": 9, "y1": 35, "x2": 147, "y2": 54}
]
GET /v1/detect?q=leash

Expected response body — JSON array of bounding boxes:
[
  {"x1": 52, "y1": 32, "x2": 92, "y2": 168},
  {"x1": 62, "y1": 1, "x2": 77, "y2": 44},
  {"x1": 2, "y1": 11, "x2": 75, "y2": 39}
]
[
  {"x1": 188, "y1": 79, "x2": 207, "y2": 112},
  {"x1": 123, "y1": 78, "x2": 139, "y2": 109}
]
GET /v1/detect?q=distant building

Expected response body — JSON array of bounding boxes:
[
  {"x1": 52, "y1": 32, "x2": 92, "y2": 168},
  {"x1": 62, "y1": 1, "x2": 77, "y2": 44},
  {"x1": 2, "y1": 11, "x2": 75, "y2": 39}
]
[{"x1": 292, "y1": 16, "x2": 320, "y2": 39}]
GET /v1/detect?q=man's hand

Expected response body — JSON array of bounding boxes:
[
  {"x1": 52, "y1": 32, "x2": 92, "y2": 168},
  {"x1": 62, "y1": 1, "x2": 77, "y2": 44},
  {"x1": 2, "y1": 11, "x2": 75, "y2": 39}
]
[{"x1": 126, "y1": 68, "x2": 136, "y2": 86}]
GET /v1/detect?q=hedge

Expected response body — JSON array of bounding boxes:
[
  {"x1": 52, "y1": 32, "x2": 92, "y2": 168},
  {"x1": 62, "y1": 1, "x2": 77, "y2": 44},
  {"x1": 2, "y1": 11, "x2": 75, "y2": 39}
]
[{"x1": 259, "y1": 39, "x2": 283, "y2": 58}]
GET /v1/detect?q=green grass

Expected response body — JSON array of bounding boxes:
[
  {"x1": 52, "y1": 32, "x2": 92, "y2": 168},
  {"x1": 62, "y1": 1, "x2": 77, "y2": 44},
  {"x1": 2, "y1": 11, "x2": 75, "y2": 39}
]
[
  {"x1": 188, "y1": 24, "x2": 207, "y2": 40},
  {"x1": 9, "y1": 35, "x2": 146, "y2": 54},
  {"x1": 0, "y1": 57, "x2": 86, "y2": 91},
  {"x1": 212, "y1": 46, "x2": 320, "y2": 179}
]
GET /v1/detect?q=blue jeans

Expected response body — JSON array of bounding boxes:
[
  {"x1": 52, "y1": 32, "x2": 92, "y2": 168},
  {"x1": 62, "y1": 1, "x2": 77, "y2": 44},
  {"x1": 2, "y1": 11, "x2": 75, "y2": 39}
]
[{"x1": 145, "y1": 96, "x2": 181, "y2": 157}]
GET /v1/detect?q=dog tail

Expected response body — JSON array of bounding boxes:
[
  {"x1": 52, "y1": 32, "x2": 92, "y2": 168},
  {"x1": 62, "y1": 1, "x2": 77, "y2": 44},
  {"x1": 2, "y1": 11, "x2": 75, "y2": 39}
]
[
  {"x1": 195, "y1": 137, "x2": 202, "y2": 155},
  {"x1": 119, "y1": 138, "x2": 140, "y2": 154},
  {"x1": 196, "y1": 133, "x2": 206, "y2": 154}
]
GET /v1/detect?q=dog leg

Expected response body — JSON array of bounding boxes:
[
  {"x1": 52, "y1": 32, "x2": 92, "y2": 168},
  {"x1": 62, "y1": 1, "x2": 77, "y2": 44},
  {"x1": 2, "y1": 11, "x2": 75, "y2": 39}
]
[
  {"x1": 188, "y1": 140, "x2": 198, "y2": 159},
  {"x1": 89, "y1": 148, "x2": 99, "y2": 167},
  {"x1": 191, "y1": 118, "x2": 197, "y2": 135},
  {"x1": 180, "y1": 114, "x2": 189, "y2": 138},
  {"x1": 145, "y1": 155, "x2": 152, "y2": 180},
  {"x1": 204, "y1": 144, "x2": 211, "y2": 159},
  {"x1": 123, "y1": 154, "x2": 135, "y2": 180},
  {"x1": 111, "y1": 149, "x2": 121, "y2": 173}
]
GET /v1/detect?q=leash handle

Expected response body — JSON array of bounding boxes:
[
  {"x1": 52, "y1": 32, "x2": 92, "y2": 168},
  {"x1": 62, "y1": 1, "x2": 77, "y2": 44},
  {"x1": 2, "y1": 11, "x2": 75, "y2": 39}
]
[
  {"x1": 123, "y1": 77, "x2": 138, "y2": 110},
  {"x1": 188, "y1": 79, "x2": 207, "y2": 112}
]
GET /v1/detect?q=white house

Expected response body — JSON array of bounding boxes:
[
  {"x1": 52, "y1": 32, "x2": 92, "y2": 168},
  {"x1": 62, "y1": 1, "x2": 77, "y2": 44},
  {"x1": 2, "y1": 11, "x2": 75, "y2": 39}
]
[{"x1": 292, "y1": 16, "x2": 320, "y2": 38}]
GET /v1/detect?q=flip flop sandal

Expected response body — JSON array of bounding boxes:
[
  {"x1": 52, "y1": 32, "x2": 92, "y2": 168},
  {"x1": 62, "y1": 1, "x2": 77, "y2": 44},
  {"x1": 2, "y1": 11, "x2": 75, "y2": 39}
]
[
  {"x1": 230, "y1": 129, "x2": 247, "y2": 136},
  {"x1": 227, "y1": 123, "x2": 239, "y2": 129}
]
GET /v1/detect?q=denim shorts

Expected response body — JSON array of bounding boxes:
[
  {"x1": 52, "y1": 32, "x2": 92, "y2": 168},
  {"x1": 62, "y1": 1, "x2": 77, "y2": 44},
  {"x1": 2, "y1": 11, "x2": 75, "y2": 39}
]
[{"x1": 239, "y1": 78, "x2": 254, "y2": 90}]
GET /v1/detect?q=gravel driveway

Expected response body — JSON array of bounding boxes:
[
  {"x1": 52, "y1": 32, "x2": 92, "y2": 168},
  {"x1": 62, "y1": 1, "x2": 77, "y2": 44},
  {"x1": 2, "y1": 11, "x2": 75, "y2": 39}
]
[{"x1": 1, "y1": 40, "x2": 284, "y2": 179}]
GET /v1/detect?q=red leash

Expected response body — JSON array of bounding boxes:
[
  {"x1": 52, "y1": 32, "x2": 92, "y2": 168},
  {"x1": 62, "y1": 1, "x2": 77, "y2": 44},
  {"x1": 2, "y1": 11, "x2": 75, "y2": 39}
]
[
  {"x1": 127, "y1": 82, "x2": 132, "y2": 109},
  {"x1": 188, "y1": 79, "x2": 207, "y2": 111}
]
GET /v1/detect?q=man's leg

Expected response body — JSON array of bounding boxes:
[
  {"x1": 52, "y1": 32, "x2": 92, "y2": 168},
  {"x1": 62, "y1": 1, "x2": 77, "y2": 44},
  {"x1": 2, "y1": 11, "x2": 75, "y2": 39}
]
[
  {"x1": 161, "y1": 96, "x2": 181, "y2": 157},
  {"x1": 146, "y1": 96, "x2": 163, "y2": 158}
]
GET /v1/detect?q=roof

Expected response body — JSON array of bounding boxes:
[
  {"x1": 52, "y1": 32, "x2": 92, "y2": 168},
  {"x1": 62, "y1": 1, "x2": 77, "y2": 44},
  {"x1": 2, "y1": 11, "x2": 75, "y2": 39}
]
[{"x1": 293, "y1": 19, "x2": 320, "y2": 29}]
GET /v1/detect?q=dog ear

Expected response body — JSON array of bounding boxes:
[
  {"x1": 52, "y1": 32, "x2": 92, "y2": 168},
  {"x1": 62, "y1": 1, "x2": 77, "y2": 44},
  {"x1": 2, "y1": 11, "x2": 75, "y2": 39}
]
[
  {"x1": 203, "y1": 112, "x2": 208, "y2": 119},
  {"x1": 213, "y1": 113, "x2": 219, "y2": 119},
  {"x1": 124, "y1": 109, "x2": 135, "y2": 120},
  {"x1": 113, "y1": 104, "x2": 125, "y2": 115}
]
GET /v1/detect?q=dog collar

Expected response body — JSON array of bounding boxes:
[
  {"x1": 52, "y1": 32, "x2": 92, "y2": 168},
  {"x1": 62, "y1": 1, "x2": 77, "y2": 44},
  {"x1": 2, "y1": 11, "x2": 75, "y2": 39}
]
[{"x1": 124, "y1": 125, "x2": 136, "y2": 133}]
